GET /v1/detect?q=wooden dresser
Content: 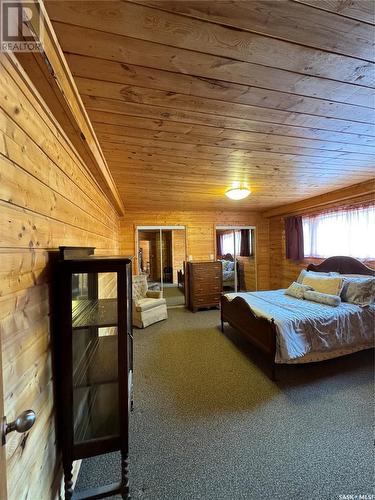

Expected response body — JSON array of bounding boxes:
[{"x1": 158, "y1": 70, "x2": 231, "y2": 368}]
[{"x1": 184, "y1": 261, "x2": 222, "y2": 312}]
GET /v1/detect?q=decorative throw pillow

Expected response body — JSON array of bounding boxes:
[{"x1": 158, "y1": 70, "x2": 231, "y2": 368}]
[
  {"x1": 302, "y1": 275, "x2": 344, "y2": 296},
  {"x1": 220, "y1": 260, "x2": 229, "y2": 271},
  {"x1": 296, "y1": 269, "x2": 339, "y2": 284},
  {"x1": 341, "y1": 277, "x2": 375, "y2": 306},
  {"x1": 227, "y1": 261, "x2": 235, "y2": 272},
  {"x1": 303, "y1": 290, "x2": 341, "y2": 307},
  {"x1": 284, "y1": 281, "x2": 313, "y2": 299}
]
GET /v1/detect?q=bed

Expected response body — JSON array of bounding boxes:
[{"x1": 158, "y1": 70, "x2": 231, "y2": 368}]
[
  {"x1": 219, "y1": 254, "x2": 241, "y2": 289},
  {"x1": 219, "y1": 255, "x2": 235, "y2": 288},
  {"x1": 220, "y1": 256, "x2": 375, "y2": 378}
]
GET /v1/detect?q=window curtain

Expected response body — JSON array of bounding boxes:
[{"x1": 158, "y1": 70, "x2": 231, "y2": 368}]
[
  {"x1": 240, "y1": 229, "x2": 251, "y2": 256},
  {"x1": 219, "y1": 231, "x2": 241, "y2": 256},
  {"x1": 303, "y1": 205, "x2": 375, "y2": 259},
  {"x1": 285, "y1": 216, "x2": 304, "y2": 260},
  {"x1": 216, "y1": 233, "x2": 223, "y2": 257}
]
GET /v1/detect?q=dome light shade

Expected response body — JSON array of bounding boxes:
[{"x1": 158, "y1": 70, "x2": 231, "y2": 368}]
[{"x1": 225, "y1": 186, "x2": 251, "y2": 200}]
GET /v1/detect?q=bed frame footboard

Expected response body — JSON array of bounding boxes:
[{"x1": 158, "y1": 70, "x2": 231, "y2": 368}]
[{"x1": 221, "y1": 294, "x2": 278, "y2": 379}]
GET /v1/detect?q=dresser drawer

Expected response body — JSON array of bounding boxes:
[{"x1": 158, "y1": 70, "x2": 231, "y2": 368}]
[
  {"x1": 193, "y1": 293, "x2": 221, "y2": 303},
  {"x1": 186, "y1": 261, "x2": 222, "y2": 311},
  {"x1": 192, "y1": 285, "x2": 221, "y2": 295}
]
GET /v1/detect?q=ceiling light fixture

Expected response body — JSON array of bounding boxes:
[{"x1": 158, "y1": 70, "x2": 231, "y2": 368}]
[{"x1": 225, "y1": 184, "x2": 251, "y2": 200}]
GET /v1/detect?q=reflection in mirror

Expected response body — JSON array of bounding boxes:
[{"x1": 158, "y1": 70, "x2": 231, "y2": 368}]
[
  {"x1": 137, "y1": 228, "x2": 186, "y2": 307},
  {"x1": 216, "y1": 228, "x2": 256, "y2": 292},
  {"x1": 137, "y1": 229, "x2": 162, "y2": 292},
  {"x1": 162, "y1": 229, "x2": 186, "y2": 307}
]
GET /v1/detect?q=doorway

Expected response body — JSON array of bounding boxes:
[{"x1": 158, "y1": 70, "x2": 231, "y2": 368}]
[
  {"x1": 136, "y1": 226, "x2": 186, "y2": 307},
  {"x1": 216, "y1": 226, "x2": 257, "y2": 292}
]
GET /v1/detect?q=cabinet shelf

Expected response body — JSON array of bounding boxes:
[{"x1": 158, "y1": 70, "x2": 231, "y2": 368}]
[
  {"x1": 72, "y1": 298, "x2": 117, "y2": 329},
  {"x1": 73, "y1": 335, "x2": 118, "y2": 389},
  {"x1": 74, "y1": 382, "x2": 119, "y2": 444}
]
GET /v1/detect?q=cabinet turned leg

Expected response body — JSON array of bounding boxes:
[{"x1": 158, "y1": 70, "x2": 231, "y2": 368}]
[
  {"x1": 121, "y1": 451, "x2": 130, "y2": 499},
  {"x1": 63, "y1": 462, "x2": 73, "y2": 500}
]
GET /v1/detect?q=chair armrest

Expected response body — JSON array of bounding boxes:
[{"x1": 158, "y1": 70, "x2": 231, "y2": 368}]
[{"x1": 146, "y1": 290, "x2": 163, "y2": 299}]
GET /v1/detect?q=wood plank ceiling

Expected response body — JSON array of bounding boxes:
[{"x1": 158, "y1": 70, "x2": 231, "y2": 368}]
[{"x1": 45, "y1": 0, "x2": 375, "y2": 211}]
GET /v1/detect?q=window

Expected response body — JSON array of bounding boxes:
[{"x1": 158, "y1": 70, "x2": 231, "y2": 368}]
[
  {"x1": 221, "y1": 230, "x2": 241, "y2": 255},
  {"x1": 303, "y1": 205, "x2": 375, "y2": 259}
]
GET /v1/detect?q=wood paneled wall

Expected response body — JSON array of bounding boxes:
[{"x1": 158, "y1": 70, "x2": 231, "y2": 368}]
[
  {"x1": 0, "y1": 54, "x2": 119, "y2": 499},
  {"x1": 120, "y1": 211, "x2": 269, "y2": 290},
  {"x1": 268, "y1": 194, "x2": 375, "y2": 290},
  {"x1": 237, "y1": 256, "x2": 256, "y2": 291},
  {"x1": 172, "y1": 230, "x2": 186, "y2": 284}
]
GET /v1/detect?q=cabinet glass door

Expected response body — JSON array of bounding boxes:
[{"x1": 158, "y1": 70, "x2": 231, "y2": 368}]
[{"x1": 71, "y1": 272, "x2": 119, "y2": 444}]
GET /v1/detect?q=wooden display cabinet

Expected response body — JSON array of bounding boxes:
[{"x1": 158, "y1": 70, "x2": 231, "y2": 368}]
[{"x1": 54, "y1": 247, "x2": 133, "y2": 499}]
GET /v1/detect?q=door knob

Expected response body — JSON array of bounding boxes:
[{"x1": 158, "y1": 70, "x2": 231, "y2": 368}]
[{"x1": 1, "y1": 410, "x2": 36, "y2": 446}]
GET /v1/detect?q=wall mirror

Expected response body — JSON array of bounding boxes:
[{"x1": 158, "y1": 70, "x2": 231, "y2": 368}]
[{"x1": 216, "y1": 226, "x2": 257, "y2": 293}]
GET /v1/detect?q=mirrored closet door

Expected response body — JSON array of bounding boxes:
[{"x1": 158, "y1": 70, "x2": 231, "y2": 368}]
[
  {"x1": 216, "y1": 226, "x2": 256, "y2": 293},
  {"x1": 137, "y1": 226, "x2": 186, "y2": 307}
]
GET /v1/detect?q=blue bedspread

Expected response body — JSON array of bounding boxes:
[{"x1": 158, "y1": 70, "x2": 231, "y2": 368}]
[{"x1": 225, "y1": 290, "x2": 374, "y2": 362}]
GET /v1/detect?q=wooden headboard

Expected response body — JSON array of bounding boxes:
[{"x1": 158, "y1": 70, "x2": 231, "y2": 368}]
[{"x1": 307, "y1": 256, "x2": 375, "y2": 276}]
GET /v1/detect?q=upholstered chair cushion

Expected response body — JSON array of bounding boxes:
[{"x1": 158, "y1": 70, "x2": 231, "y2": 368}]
[
  {"x1": 132, "y1": 274, "x2": 168, "y2": 328},
  {"x1": 135, "y1": 297, "x2": 166, "y2": 312},
  {"x1": 132, "y1": 274, "x2": 148, "y2": 301},
  {"x1": 146, "y1": 290, "x2": 163, "y2": 299}
]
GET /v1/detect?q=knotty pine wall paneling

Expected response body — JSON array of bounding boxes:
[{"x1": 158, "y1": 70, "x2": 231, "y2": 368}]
[{"x1": 0, "y1": 54, "x2": 119, "y2": 499}]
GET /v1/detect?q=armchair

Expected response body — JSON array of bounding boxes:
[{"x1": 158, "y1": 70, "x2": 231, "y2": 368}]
[{"x1": 132, "y1": 274, "x2": 168, "y2": 328}]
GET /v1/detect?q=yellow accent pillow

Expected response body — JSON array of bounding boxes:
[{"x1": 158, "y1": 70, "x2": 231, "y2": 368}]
[{"x1": 302, "y1": 276, "x2": 344, "y2": 296}]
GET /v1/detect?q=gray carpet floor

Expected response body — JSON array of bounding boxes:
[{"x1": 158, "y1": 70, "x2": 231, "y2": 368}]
[
  {"x1": 162, "y1": 285, "x2": 185, "y2": 307},
  {"x1": 75, "y1": 307, "x2": 374, "y2": 499}
]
